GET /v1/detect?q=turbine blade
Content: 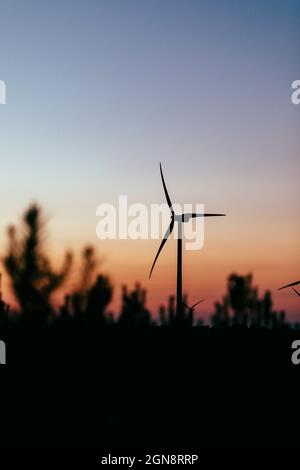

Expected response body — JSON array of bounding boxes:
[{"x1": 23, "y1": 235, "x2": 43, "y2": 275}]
[
  {"x1": 278, "y1": 280, "x2": 300, "y2": 290},
  {"x1": 191, "y1": 299, "x2": 205, "y2": 309},
  {"x1": 149, "y1": 219, "x2": 174, "y2": 278},
  {"x1": 190, "y1": 213, "x2": 226, "y2": 218},
  {"x1": 292, "y1": 288, "x2": 300, "y2": 297},
  {"x1": 183, "y1": 303, "x2": 189, "y2": 309},
  {"x1": 160, "y1": 163, "x2": 173, "y2": 212}
]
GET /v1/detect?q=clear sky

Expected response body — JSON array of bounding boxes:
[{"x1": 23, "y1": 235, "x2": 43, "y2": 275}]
[{"x1": 0, "y1": 0, "x2": 299, "y2": 320}]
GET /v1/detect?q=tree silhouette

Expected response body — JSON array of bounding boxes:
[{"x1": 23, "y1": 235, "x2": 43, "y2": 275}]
[
  {"x1": 86, "y1": 274, "x2": 113, "y2": 322},
  {"x1": 262, "y1": 291, "x2": 272, "y2": 327},
  {"x1": 159, "y1": 304, "x2": 167, "y2": 326},
  {"x1": 119, "y1": 283, "x2": 150, "y2": 326},
  {"x1": 211, "y1": 298, "x2": 230, "y2": 327},
  {"x1": 71, "y1": 245, "x2": 98, "y2": 317},
  {"x1": 3, "y1": 204, "x2": 72, "y2": 323},
  {"x1": 69, "y1": 246, "x2": 113, "y2": 322},
  {"x1": 0, "y1": 273, "x2": 9, "y2": 326},
  {"x1": 211, "y1": 273, "x2": 287, "y2": 328},
  {"x1": 167, "y1": 295, "x2": 176, "y2": 326},
  {"x1": 227, "y1": 273, "x2": 253, "y2": 325}
]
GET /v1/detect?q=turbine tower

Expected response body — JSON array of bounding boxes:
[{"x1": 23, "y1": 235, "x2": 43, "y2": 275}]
[{"x1": 149, "y1": 163, "x2": 225, "y2": 323}]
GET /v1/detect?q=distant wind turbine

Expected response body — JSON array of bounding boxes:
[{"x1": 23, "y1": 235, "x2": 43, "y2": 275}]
[
  {"x1": 292, "y1": 288, "x2": 300, "y2": 297},
  {"x1": 149, "y1": 163, "x2": 225, "y2": 322},
  {"x1": 183, "y1": 299, "x2": 205, "y2": 311},
  {"x1": 183, "y1": 299, "x2": 205, "y2": 325},
  {"x1": 278, "y1": 280, "x2": 300, "y2": 290},
  {"x1": 278, "y1": 280, "x2": 300, "y2": 298}
]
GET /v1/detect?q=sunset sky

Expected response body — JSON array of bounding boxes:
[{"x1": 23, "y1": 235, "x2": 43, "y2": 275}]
[{"x1": 0, "y1": 0, "x2": 299, "y2": 320}]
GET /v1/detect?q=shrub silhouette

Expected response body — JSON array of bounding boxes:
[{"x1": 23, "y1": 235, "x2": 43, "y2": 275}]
[
  {"x1": 69, "y1": 246, "x2": 113, "y2": 322},
  {"x1": 86, "y1": 274, "x2": 113, "y2": 322},
  {"x1": 0, "y1": 273, "x2": 9, "y2": 326},
  {"x1": 3, "y1": 204, "x2": 72, "y2": 323},
  {"x1": 70, "y1": 245, "x2": 98, "y2": 317},
  {"x1": 119, "y1": 283, "x2": 150, "y2": 326},
  {"x1": 227, "y1": 273, "x2": 253, "y2": 325},
  {"x1": 212, "y1": 273, "x2": 287, "y2": 328}
]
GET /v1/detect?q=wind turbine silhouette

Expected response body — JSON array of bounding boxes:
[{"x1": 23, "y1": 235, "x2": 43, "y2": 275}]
[
  {"x1": 149, "y1": 163, "x2": 225, "y2": 322},
  {"x1": 183, "y1": 299, "x2": 205, "y2": 326},
  {"x1": 278, "y1": 280, "x2": 300, "y2": 297},
  {"x1": 278, "y1": 281, "x2": 300, "y2": 290},
  {"x1": 183, "y1": 299, "x2": 205, "y2": 311}
]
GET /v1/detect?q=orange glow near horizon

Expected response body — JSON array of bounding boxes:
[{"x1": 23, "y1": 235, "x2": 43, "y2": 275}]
[{"x1": 1, "y1": 213, "x2": 299, "y2": 322}]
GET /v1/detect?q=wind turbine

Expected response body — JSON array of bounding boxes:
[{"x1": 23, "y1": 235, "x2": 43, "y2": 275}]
[
  {"x1": 292, "y1": 288, "x2": 300, "y2": 297},
  {"x1": 278, "y1": 280, "x2": 300, "y2": 298},
  {"x1": 278, "y1": 280, "x2": 300, "y2": 290},
  {"x1": 149, "y1": 163, "x2": 225, "y2": 322},
  {"x1": 183, "y1": 299, "x2": 205, "y2": 326},
  {"x1": 183, "y1": 299, "x2": 205, "y2": 311}
]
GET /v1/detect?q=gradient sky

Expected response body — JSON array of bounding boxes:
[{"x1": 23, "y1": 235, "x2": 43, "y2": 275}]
[{"x1": 0, "y1": 0, "x2": 299, "y2": 320}]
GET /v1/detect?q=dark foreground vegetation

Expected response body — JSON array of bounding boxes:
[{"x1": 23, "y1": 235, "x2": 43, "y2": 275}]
[
  {"x1": 0, "y1": 205, "x2": 300, "y2": 451},
  {"x1": 2, "y1": 326, "x2": 300, "y2": 450}
]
